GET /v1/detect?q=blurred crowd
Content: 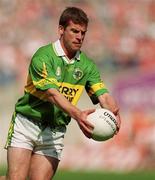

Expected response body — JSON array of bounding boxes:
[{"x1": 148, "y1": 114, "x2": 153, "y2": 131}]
[{"x1": 1, "y1": 0, "x2": 155, "y2": 86}]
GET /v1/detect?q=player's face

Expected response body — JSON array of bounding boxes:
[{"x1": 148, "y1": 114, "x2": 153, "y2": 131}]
[{"x1": 59, "y1": 20, "x2": 87, "y2": 57}]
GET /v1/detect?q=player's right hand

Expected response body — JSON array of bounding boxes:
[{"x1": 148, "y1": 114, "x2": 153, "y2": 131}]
[{"x1": 75, "y1": 109, "x2": 95, "y2": 138}]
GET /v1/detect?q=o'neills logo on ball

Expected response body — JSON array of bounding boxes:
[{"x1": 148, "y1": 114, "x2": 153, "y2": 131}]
[{"x1": 104, "y1": 111, "x2": 117, "y2": 126}]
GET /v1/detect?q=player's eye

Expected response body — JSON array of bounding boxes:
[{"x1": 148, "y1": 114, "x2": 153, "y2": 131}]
[
  {"x1": 81, "y1": 31, "x2": 86, "y2": 36},
  {"x1": 72, "y1": 29, "x2": 79, "y2": 33}
]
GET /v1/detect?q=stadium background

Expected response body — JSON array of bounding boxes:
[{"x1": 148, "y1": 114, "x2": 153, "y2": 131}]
[{"x1": 1, "y1": 0, "x2": 155, "y2": 176}]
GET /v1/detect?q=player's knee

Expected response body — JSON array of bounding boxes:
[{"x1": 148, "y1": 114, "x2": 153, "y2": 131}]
[
  {"x1": 7, "y1": 172, "x2": 26, "y2": 180},
  {"x1": 28, "y1": 171, "x2": 54, "y2": 180},
  {"x1": 0, "y1": 176, "x2": 7, "y2": 180}
]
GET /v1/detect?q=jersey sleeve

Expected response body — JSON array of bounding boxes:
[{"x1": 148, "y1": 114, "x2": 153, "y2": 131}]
[
  {"x1": 85, "y1": 62, "x2": 109, "y2": 104},
  {"x1": 29, "y1": 54, "x2": 59, "y2": 91}
]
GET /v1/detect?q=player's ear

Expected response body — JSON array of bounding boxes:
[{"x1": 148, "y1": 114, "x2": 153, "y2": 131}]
[{"x1": 58, "y1": 25, "x2": 64, "y2": 36}]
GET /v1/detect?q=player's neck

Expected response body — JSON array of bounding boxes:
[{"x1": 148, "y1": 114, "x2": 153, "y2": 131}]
[{"x1": 60, "y1": 39, "x2": 76, "y2": 60}]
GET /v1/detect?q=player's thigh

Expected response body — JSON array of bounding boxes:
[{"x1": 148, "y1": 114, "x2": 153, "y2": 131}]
[
  {"x1": 7, "y1": 147, "x2": 32, "y2": 180},
  {"x1": 28, "y1": 153, "x2": 59, "y2": 180}
]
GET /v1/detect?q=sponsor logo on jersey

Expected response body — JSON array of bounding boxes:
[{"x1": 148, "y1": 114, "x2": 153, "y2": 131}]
[
  {"x1": 58, "y1": 82, "x2": 84, "y2": 105},
  {"x1": 59, "y1": 86, "x2": 79, "y2": 103}
]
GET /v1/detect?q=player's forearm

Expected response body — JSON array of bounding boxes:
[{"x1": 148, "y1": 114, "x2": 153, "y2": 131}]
[
  {"x1": 98, "y1": 93, "x2": 121, "y2": 131},
  {"x1": 45, "y1": 88, "x2": 97, "y2": 138},
  {"x1": 45, "y1": 88, "x2": 81, "y2": 120},
  {"x1": 98, "y1": 93, "x2": 119, "y2": 116}
]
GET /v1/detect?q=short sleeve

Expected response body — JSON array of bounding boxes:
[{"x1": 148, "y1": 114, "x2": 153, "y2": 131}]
[
  {"x1": 85, "y1": 62, "x2": 109, "y2": 104},
  {"x1": 29, "y1": 55, "x2": 59, "y2": 91}
]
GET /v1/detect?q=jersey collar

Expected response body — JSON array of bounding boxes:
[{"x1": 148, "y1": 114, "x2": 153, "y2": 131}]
[{"x1": 53, "y1": 40, "x2": 80, "y2": 62}]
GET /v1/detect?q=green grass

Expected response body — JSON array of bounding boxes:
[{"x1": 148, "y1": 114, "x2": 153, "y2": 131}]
[
  {"x1": 54, "y1": 170, "x2": 155, "y2": 180},
  {"x1": 1, "y1": 166, "x2": 155, "y2": 180},
  {"x1": 0, "y1": 166, "x2": 7, "y2": 176}
]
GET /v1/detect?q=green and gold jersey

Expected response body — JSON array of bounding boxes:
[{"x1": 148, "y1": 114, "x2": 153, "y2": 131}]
[{"x1": 15, "y1": 40, "x2": 108, "y2": 127}]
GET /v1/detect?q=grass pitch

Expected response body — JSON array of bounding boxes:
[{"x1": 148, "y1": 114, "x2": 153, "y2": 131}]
[
  {"x1": 54, "y1": 170, "x2": 155, "y2": 180},
  {"x1": 1, "y1": 166, "x2": 155, "y2": 180}
]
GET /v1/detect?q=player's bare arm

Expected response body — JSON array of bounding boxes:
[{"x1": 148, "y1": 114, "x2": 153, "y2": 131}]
[
  {"x1": 45, "y1": 88, "x2": 95, "y2": 138},
  {"x1": 98, "y1": 93, "x2": 121, "y2": 132}
]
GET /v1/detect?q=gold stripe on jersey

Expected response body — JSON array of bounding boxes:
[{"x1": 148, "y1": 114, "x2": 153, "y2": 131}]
[
  {"x1": 33, "y1": 62, "x2": 58, "y2": 88},
  {"x1": 25, "y1": 76, "x2": 84, "y2": 105},
  {"x1": 42, "y1": 62, "x2": 48, "y2": 78},
  {"x1": 36, "y1": 62, "x2": 48, "y2": 78},
  {"x1": 88, "y1": 82, "x2": 107, "y2": 96},
  {"x1": 25, "y1": 75, "x2": 50, "y2": 100},
  {"x1": 33, "y1": 77, "x2": 58, "y2": 88}
]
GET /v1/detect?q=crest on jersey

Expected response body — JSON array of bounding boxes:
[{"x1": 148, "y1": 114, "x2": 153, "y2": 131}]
[
  {"x1": 73, "y1": 68, "x2": 83, "y2": 80},
  {"x1": 56, "y1": 66, "x2": 61, "y2": 77}
]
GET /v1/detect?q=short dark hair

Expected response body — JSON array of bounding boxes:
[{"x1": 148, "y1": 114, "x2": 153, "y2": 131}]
[{"x1": 59, "y1": 7, "x2": 89, "y2": 28}]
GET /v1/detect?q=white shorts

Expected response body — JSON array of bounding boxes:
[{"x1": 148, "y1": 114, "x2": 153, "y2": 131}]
[{"x1": 5, "y1": 113, "x2": 66, "y2": 160}]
